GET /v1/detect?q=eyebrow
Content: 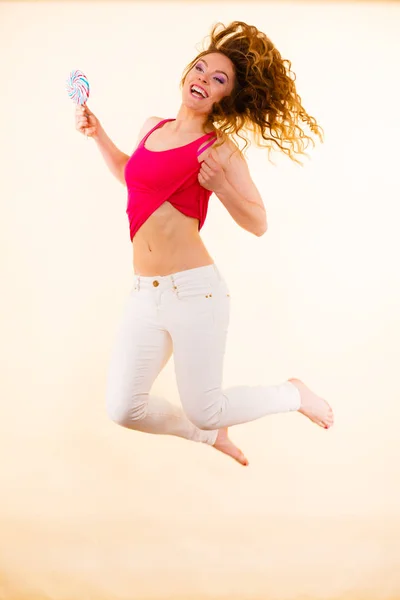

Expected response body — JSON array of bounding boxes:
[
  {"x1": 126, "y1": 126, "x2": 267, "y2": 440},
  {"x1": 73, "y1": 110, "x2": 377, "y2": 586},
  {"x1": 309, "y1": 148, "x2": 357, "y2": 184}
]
[{"x1": 197, "y1": 58, "x2": 230, "y2": 81}]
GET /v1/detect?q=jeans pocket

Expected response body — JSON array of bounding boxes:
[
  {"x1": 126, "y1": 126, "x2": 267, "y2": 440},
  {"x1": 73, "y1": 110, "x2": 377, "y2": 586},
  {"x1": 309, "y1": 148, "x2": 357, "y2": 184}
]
[
  {"x1": 176, "y1": 280, "x2": 214, "y2": 301},
  {"x1": 129, "y1": 281, "x2": 142, "y2": 298}
]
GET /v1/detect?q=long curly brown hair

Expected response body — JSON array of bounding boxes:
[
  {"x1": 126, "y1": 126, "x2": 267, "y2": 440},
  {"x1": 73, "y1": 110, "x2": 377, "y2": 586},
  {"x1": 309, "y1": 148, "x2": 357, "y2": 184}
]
[{"x1": 181, "y1": 21, "x2": 324, "y2": 164}]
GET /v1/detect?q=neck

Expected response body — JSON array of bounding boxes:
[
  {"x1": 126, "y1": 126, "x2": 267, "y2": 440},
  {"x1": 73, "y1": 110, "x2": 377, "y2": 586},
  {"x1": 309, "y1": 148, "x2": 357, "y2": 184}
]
[{"x1": 172, "y1": 104, "x2": 211, "y2": 133}]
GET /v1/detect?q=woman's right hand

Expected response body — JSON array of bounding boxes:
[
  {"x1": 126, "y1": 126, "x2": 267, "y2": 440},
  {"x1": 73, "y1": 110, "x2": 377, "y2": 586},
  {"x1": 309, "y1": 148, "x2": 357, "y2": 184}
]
[{"x1": 75, "y1": 103, "x2": 100, "y2": 138}]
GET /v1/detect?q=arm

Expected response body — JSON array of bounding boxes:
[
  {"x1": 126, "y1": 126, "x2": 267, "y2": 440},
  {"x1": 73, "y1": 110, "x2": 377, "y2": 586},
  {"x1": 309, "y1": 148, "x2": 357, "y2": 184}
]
[
  {"x1": 93, "y1": 125, "x2": 130, "y2": 186},
  {"x1": 92, "y1": 116, "x2": 162, "y2": 186},
  {"x1": 198, "y1": 141, "x2": 267, "y2": 237}
]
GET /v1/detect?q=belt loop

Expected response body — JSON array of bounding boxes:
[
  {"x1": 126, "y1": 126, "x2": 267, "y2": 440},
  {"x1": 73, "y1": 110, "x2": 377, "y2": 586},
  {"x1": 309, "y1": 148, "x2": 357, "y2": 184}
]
[
  {"x1": 170, "y1": 274, "x2": 178, "y2": 295},
  {"x1": 137, "y1": 276, "x2": 141, "y2": 292}
]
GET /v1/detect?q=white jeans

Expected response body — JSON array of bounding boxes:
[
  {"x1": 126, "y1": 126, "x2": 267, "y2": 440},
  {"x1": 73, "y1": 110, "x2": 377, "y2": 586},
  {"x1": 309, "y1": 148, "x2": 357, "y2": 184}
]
[{"x1": 105, "y1": 264, "x2": 301, "y2": 446}]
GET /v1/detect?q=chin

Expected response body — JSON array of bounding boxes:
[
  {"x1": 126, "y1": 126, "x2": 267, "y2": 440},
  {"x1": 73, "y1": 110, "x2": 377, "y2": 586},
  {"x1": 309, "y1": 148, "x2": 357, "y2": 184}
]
[{"x1": 182, "y1": 93, "x2": 210, "y2": 115}]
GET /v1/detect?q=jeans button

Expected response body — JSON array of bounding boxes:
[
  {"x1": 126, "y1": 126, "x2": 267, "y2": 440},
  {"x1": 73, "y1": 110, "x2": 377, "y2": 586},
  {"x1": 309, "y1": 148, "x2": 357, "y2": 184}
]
[{"x1": 153, "y1": 280, "x2": 159, "y2": 287}]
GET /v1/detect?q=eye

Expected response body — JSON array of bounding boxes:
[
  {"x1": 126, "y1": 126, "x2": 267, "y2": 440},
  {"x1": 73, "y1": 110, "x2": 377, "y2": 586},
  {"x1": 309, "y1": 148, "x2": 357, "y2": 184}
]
[
  {"x1": 195, "y1": 65, "x2": 204, "y2": 72},
  {"x1": 214, "y1": 77, "x2": 225, "y2": 84}
]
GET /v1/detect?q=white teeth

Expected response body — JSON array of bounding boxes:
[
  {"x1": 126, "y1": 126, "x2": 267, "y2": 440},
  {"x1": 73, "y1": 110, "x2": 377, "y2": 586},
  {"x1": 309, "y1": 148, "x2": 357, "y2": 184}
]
[{"x1": 191, "y1": 85, "x2": 207, "y2": 98}]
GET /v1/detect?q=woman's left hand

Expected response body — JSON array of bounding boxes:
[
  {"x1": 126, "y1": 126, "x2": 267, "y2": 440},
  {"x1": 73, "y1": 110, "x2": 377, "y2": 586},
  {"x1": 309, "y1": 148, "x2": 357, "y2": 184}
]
[{"x1": 198, "y1": 151, "x2": 227, "y2": 193}]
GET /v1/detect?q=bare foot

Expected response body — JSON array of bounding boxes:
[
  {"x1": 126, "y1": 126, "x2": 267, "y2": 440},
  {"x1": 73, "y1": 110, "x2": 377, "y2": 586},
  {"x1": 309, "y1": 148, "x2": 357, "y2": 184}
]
[
  {"x1": 289, "y1": 378, "x2": 334, "y2": 429},
  {"x1": 213, "y1": 427, "x2": 249, "y2": 466}
]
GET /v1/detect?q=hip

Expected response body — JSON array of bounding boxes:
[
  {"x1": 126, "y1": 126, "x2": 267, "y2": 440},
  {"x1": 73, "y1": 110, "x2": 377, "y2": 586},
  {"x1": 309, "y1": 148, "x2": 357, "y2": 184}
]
[{"x1": 127, "y1": 263, "x2": 231, "y2": 330}]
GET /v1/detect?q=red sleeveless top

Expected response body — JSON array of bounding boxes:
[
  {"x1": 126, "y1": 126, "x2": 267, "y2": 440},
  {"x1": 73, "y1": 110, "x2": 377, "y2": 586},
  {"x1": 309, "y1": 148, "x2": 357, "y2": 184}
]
[{"x1": 124, "y1": 118, "x2": 217, "y2": 241}]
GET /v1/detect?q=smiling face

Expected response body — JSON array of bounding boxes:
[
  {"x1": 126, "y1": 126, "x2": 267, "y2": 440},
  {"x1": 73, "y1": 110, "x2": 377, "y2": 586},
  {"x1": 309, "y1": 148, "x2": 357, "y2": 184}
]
[{"x1": 182, "y1": 52, "x2": 235, "y2": 116}]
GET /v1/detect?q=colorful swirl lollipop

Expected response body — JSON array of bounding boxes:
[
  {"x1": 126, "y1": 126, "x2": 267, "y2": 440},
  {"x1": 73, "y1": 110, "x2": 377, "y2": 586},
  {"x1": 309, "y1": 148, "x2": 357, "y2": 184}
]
[
  {"x1": 66, "y1": 69, "x2": 90, "y2": 105},
  {"x1": 66, "y1": 69, "x2": 90, "y2": 139}
]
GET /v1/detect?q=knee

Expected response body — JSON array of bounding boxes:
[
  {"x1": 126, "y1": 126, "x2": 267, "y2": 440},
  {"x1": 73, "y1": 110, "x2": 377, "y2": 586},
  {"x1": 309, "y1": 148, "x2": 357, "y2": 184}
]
[
  {"x1": 106, "y1": 401, "x2": 130, "y2": 427},
  {"x1": 106, "y1": 392, "x2": 147, "y2": 428}
]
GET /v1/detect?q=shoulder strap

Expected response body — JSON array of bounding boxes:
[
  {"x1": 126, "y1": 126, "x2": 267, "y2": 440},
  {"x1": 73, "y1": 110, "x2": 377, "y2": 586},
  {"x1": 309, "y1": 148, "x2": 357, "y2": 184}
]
[
  {"x1": 196, "y1": 132, "x2": 217, "y2": 157},
  {"x1": 140, "y1": 118, "x2": 174, "y2": 146}
]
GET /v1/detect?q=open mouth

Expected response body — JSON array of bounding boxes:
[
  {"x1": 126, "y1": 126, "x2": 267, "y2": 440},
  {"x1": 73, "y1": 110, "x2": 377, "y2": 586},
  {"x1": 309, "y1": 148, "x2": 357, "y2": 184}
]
[{"x1": 190, "y1": 84, "x2": 208, "y2": 99}]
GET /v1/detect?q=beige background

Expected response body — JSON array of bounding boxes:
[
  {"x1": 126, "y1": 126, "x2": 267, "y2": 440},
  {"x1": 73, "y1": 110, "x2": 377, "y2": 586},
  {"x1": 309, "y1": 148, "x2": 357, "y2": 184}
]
[{"x1": 1, "y1": 1, "x2": 400, "y2": 599}]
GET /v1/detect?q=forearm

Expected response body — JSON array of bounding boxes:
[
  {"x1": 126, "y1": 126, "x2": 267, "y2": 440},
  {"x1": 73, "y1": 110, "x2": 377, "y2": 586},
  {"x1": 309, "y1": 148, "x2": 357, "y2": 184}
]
[
  {"x1": 216, "y1": 180, "x2": 267, "y2": 236},
  {"x1": 92, "y1": 125, "x2": 130, "y2": 185}
]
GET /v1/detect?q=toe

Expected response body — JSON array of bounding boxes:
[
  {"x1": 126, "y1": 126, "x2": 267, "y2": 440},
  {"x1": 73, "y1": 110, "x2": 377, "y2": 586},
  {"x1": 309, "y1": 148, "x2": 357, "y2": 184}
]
[{"x1": 236, "y1": 451, "x2": 249, "y2": 466}]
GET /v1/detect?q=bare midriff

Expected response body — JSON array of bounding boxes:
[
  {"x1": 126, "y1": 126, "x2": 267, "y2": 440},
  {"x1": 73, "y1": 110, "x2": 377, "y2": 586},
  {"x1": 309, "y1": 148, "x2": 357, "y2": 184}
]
[{"x1": 132, "y1": 201, "x2": 214, "y2": 276}]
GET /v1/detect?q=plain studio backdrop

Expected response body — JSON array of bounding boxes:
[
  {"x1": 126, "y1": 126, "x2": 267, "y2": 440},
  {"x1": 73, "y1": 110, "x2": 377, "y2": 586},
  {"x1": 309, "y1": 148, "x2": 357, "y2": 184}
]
[{"x1": 1, "y1": 1, "x2": 399, "y2": 599}]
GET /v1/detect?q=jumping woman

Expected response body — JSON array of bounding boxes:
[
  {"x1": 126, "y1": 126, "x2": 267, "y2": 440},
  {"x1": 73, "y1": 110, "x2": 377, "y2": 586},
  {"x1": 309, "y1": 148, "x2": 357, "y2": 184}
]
[{"x1": 75, "y1": 21, "x2": 334, "y2": 466}]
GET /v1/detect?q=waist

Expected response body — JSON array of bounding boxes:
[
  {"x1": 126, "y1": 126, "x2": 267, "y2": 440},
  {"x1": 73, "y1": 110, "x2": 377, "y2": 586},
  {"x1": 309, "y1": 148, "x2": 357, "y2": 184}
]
[{"x1": 132, "y1": 235, "x2": 213, "y2": 276}]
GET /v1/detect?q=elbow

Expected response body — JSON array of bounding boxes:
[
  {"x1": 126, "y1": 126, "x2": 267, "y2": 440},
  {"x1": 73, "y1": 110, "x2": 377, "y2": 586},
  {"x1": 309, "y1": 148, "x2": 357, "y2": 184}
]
[
  {"x1": 254, "y1": 220, "x2": 268, "y2": 237},
  {"x1": 254, "y1": 205, "x2": 268, "y2": 237}
]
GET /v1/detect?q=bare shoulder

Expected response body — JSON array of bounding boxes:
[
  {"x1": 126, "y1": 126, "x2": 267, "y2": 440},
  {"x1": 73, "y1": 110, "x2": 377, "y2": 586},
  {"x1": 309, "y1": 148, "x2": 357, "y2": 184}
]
[
  {"x1": 135, "y1": 116, "x2": 164, "y2": 147},
  {"x1": 213, "y1": 134, "x2": 248, "y2": 170}
]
